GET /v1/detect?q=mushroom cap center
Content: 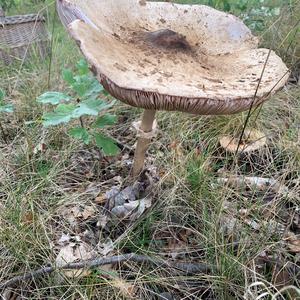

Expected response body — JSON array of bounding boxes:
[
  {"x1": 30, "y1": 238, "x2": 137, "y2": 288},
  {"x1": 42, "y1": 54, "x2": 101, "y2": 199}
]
[{"x1": 145, "y1": 29, "x2": 191, "y2": 51}]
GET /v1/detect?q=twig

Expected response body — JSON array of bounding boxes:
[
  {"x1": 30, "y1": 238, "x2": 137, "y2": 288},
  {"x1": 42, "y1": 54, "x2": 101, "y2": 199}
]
[
  {"x1": 79, "y1": 116, "x2": 85, "y2": 128},
  {"x1": 0, "y1": 253, "x2": 211, "y2": 290}
]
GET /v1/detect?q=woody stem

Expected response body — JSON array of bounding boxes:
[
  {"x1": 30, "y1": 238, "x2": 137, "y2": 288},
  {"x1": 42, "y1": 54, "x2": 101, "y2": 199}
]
[{"x1": 132, "y1": 109, "x2": 156, "y2": 178}]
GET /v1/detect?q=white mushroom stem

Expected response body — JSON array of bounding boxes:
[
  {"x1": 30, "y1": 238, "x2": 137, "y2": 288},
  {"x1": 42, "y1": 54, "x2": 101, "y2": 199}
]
[{"x1": 132, "y1": 109, "x2": 156, "y2": 177}]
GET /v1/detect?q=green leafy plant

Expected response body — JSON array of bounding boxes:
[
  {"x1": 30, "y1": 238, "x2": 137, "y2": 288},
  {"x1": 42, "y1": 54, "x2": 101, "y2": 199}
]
[
  {"x1": 0, "y1": 89, "x2": 14, "y2": 143},
  {"x1": 37, "y1": 59, "x2": 119, "y2": 156},
  {"x1": 0, "y1": 0, "x2": 16, "y2": 11},
  {"x1": 180, "y1": 0, "x2": 282, "y2": 31}
]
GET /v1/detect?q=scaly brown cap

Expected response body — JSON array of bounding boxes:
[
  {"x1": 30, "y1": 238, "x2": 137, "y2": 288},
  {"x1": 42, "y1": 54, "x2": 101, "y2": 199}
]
[{"x1": 57, "y1": 0, "x2": 289, "y2": 115}]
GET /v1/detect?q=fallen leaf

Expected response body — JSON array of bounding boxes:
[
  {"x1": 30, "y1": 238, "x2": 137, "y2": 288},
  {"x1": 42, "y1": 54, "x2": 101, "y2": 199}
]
[
  {"x1": 95, "y1": 194, "x2": 107, "y2": 205},
  {"x1": 106, "y1": 185, "x2": 140, "y2": 209},
  {"x1": 285, "y1": 232, "x2": 300, "y2": 253},
  {"x1": 58, "y1": 233, "x2": 71, "y2": 246},
  {"x1": 166, "y1": 239, "x2": 188, "y2": 259},
  {"x1": 60, "y1": 205, "x2": 97, "y2": 225},
  {"x1": 272, "y1": 263, "x2": 293, "y2": 290},
  {"x1": 85, "y1": 183, "x2": 102, "y2": 196},
  {"x1": 97, "y1": 239, "x2": 114, "y2": 256},
  {"x1": 243, "y1": 218, "x2": 260, "y2": 230},
  {"x1": 56, "y1": 242, "x2": 96, "y2": 278},
  {"x1": 96, "y1": 239, "x2": 115, "y2": 272},
  {"x1": 56, "y1": 244, "x2": 77, "y2": 266},
  {"x1": 1, "y1": 289, "x2": 20, "y2": 300},
  {"x1": 111, "y1": 198, "x2": 152, "y2": 221},
  {"x1": 21, "y1": 212, "x2": 34, "y2": 225},
  {"x1": 81, "y1": 206, "x2": 97, "y2": 219},
  {"x1": 169, "y1": 140, "x2": 184, "y2": 163},
  {"x1": 111, "y1": 277, "x2": 136, "y2": 299},
  {"x1": 97, "y1": 214, "x2": 109, "y2": 228}
]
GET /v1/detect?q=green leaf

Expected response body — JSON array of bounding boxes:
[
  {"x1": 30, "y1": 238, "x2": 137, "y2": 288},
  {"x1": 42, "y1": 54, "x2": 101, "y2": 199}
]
[
  {"x1": 69, "y1": 127, "x2": 90, "y2": 144},
  {"x1": 0, "y1": 89, "x2": 4, "y2": 103},
  {"x1": 94, "y1": 114, "x2": 117, "y2": 128},
  {"x1": 94, "y1": 133, "x2": 119, "y2": 156},
  {"x1": 42, "y1": 103, "x2": 76, "y2": 127},
  {"x1": 76, "y1": 59, "x2": 89, "y2": 75},
  {"x1": 0, "y1": 104, "x2": 14, "y2": 113},
  {"x1": 37, "y1": 92, "x2": 71, "y2": 105},
  {"x1": 72, "y1": 75, "x2": 103, "y2": 98},
  {"x1": 62, "y1": 69, "x2": 75, "y2": 85},
  {"x1": 82, "y1": 79, "x2": 104, "y2": 99},
  {"x1": 73, "y1": 99, "x2": 114, "y2": 118},
  {"x1": 223, "y1": 0, "x2": 231, "y2": 12}
]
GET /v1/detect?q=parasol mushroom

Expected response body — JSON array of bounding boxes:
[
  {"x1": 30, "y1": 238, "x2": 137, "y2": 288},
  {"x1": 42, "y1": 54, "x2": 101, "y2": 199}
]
[
  {"x1": 219, "y1": 129, "x2": 267, "y2": 154},
  {"x1": 56, "y1": 0, "x2": 289, "y2": 177}
]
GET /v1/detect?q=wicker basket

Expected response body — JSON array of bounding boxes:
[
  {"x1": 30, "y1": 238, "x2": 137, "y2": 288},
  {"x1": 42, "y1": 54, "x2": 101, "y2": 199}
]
[{"x1": 0, "y1": 11, "x2": 50, "y2": 64}]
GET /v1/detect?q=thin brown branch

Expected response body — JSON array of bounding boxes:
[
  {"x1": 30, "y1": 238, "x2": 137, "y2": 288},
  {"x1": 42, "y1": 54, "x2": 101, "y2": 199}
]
[{"x1": 0, "y1": 253, "x2": 211, "y2": 290}]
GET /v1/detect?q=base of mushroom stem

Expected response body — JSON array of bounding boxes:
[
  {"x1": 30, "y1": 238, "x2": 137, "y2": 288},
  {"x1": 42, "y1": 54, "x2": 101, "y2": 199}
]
[{"x1": 131, "y1": 110, "x2": 157, "y2": 178}]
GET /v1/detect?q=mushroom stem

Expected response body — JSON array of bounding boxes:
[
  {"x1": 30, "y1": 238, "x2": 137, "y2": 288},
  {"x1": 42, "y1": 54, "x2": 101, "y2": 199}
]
[{"x1": 132, "y1": 109, "x2": 156, "y2": 178}]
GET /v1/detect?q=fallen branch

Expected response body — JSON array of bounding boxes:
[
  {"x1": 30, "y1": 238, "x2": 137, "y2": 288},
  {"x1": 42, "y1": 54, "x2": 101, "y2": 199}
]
[
  {"x1": 217, "y1": 176, "x2": 289, "y2": 195},
  {"x1": 0, "y1": 253, "x2": 211, "y2": 290}
]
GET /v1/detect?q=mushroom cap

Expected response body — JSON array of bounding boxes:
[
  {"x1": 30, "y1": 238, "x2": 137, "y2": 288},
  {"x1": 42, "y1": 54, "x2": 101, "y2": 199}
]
[
  {"x1": 57, "y1": 0, "x2": 289, "y2": 115},
  {"x1": 219, "y1": 129, "x2": 267, "y2": 153}
]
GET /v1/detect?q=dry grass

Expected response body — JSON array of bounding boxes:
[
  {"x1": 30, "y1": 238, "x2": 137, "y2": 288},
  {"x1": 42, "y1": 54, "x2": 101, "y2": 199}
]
[{"x1": 0, "y1": 0, "x2": 299, "y2": 299}]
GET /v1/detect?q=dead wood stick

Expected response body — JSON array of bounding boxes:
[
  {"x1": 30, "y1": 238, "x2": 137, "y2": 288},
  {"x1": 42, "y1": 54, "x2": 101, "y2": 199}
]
[{"x1": 0, "y1": 253, "x2": 211, "y2": 290}]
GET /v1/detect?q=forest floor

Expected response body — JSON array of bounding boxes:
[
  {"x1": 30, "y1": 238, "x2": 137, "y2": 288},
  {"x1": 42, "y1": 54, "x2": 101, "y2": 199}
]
[{"x1": 0, "y1": 0, "x2": 299, "y2": 299}]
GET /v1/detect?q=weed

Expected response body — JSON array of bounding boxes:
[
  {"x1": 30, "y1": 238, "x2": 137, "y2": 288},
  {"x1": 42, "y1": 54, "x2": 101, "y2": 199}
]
[{"x1": 37, "y1": 59, "x2": 120, "y2": 156}]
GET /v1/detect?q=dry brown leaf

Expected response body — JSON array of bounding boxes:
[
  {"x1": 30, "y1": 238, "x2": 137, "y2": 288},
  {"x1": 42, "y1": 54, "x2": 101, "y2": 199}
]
[
  {"x1": 287, "y1": 238, "x2": 300, "y2": 253},
  {"x1": 111, "y1": 198, "x2": 152, "y2": 221},
  {"x1": 285, "y1": 232, "x2": 300, "y2": 253},
  {"x1": 272, "y1": 264, "x2": 293, "y2": 290},
  {"x1": 1, "y1": 289, "x2": 21, "y2": 300},
  {"x1": 166, "y1": 239, "x2": 188, "y2": 259},
  {"x1": 58, "y1": 233, "x2": 71, "y2": 246},
  {"x1": 95, "y1": 194, "x2": 107, "y2": 205},
  {"x1": 97, "y1": 214, "x2": 109, "y2": 228},
  {"x1": 60, "y1": 205, "x2": 97, "y2": 225},
  {"x1": 169, "y1": 140, "x2": 184, "y2": 163},
  {"x1": 243, "y1": 218, "x2": 260, "y2": 230},
  {"x1": 56, "y1": 242, "x2": 96, "y2": 278},
  {"x1": 97, "y1": 239, "x2": 114, "y2": 256},
  {"x1": 81, "y1": 206, "x2": 97, "y2": 219},
  {"x1": 21, "y1": 212, "x2": 34, "y2": 225},
  {"x1": 111, "y1": 277, "x2": 136, "y2": 299}
]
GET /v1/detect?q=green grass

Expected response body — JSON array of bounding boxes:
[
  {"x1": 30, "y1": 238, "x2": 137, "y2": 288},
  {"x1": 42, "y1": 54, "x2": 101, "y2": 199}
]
[{"x1": 0, "y1": 0, "x2": 299, "y2": 299}]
